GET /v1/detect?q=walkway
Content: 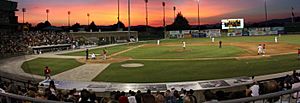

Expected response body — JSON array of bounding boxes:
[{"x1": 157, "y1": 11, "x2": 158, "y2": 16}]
[{"x1": 52, "y1": 64, "x2": 110, "y2": 81}]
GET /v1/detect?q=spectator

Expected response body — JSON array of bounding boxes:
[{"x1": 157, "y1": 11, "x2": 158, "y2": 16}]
[
  {"x1": 6, "y1": 81, "x2": 18, "y2": 94},
  {"x1": 119, "y1": 91, "x2": 129, "y2": 103},
  {"x1": 188, "y1": 89, "x2": 197, "y2": 103},
  {"x1": 203, "y1": 90, "x2": 216, "y2": 102},
  {"x1": 216, "y1": 91, "x2": 227, "y2": 101},
  {"x1": 48, "y1": 80, "x2": 57, "y2": 96},
  {"x1": 174, "y1": 90, "x2": 183, "y2": 103},
  {"x1": 142, "y1": 89, "x2": 155, "y2": 103},
  {"x1": 128, "y1": 91, "x2": 137, "y2": 103},
  {"x1": 245, "y1": 85, "x2": 252, "y2": 97},
  {"x1": 79, "y1": 89, "x2": 91, "y2": 103},
  {"x1": 65, "y1": 89, "x2": 77, "y2": 102},
  {"x1": 135, "y1": 90, "x2": 142, "y2": 103},
  {"x1": 155, "y1": 91, "x2": 165, "y2": 103},
  {"x1": 250, "y1": 82, "x2": 260, "y2": 96},
  {"x1": 165, "y1": 90, "x2": 176, "y2": 103}
]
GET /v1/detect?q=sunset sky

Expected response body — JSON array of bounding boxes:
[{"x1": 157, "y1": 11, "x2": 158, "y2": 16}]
[{"x1": 13, "y1": 0, "x2": 299, "y2": 27}]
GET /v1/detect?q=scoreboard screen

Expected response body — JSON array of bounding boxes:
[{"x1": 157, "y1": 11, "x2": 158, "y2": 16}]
[{"x1": 221, "y1": 19, "x2": 244, "y2": 29}]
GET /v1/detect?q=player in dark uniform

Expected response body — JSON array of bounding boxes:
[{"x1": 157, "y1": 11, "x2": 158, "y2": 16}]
[
  {"x1": 85, "y1": 49, "x2": 89, "y2": 60},
  {"x1": 219, "y1": 41, "x2": 222, "y2": 48}
]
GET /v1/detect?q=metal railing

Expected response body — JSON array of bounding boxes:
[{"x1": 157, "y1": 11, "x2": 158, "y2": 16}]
[
  {"x1": 0, "y1": 92, "x2": 68, "y2": 103},
  {"x1": 214, "y1": 87, "x2": 300, "y2": 103}
]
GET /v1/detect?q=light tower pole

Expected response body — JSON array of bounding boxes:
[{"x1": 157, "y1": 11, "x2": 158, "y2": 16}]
[
  {"x1": 145, "y1": 0, "x2": 149, "y2": 33},
  {"x1": 128, "y1": 0, "x2": 131, "y2": 36},
  {"x1": 68, "y1": 11, "x2": 71, "y2": 27},
  {"x1": 22, "y1": 8, "x2": 26, "y2": 31},
  {"x1": 87, "y1": 13, "x2": 90, "y2": 25},
  {"x1": 22, "y1": 8, "x2": 26, "y2": 24},
  {"x1": 291, "y1": 7, "x2": 295, "y2": 23},
  {"x1": 197, "y1": 0, "x2": 200, "y2": 31},
  {"x1": 264, "y1": 0, "x2": 268, "y2": 27},
  {"x1": 46, "y1": 9, "x2": 49, "y2": 21},
  {"x1": 173, "y1": 6, "x2": 176, "y2": 21},
  {"x1": 162, "y1": 2, "x2": 166, "y2": 39},
  {"x1": 117, "y1": 0, "x2": 120, "y2": 30}
]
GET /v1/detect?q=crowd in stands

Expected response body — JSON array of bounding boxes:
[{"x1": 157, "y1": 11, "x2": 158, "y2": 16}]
[
  {"x1": 0, "y1": 72, "x2": 300, "y2": 103},
  {"x1": 0, "y1": 31, "x2": 73, "y2": 57},
  {"x1": 22, "y1": 31, "x2": 73, "y2": 47},
  {"x1": 0, "y1": 32, "x2": 27, "y2": 56}
]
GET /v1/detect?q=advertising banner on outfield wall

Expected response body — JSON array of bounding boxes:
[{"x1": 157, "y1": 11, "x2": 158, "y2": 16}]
[{"x1": 227, "y1": 29, "x2": 243, "y2": 36}]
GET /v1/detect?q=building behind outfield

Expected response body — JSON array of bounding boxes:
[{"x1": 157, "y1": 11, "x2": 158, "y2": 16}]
[
  {"x1": 69, "y1": 31, "x2": 139, "y2": 44},
  {"x1": 0, "y1": 0, "x2": 18, "y2": 33}
]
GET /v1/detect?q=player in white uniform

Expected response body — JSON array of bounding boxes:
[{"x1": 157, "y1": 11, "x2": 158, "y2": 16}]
[
  {"x1": 91, "y1": 52, "x2": 96, "y2": 59},
  {"x1": 157, "y1": 39, "x2": 160, "y2": 45},
  {"x1": 212, "y1": 37, "x2": 215, "y2": 43},
  {"x1": 275, "y1": 37, "x2": 278, "y2": 43},
  {"x1": 182, "y1": 41, "x2": 186, "y2": 49},
  {"x1": 257, "y1": 44, "x2": 263, "y2": 55}
]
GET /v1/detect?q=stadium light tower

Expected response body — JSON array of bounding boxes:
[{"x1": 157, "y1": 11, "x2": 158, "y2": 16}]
[
  {"x1": 264, "y1": 0, "x2": 268, "y2": 27},
  {"x1": 22, "y1": 8, "x2": 26, "y2": 24},
  {"x1": 87, "y1": 13, "x2": 90, "y2": 25},
  {"x1": 117, "y1": 0, "x2": 120, "y2": 30},
  {"x1": 197, "y1": 0, "x2": 200, "y2": 30},
  {"x1": 68, "y1": 11, "x2": 71, "y2": 27},
  {"x1": 128, "y1": 0, "x2": 131, "y2": 36},
  {"x1": 291, "y1": 7, "x2": 295, "y2": 23},
  {"x1": 46, "y1": 9, "x2": 49, "y2": 21},
  {"x1": 145, "y1": 0, "x2": 149, "y2": 33},
  {"x1": 173, "y1": 6, "x2": 176, "y2": 21},
  {"x1": 162, "y1": 2, "x2": 166, "y2": 39}
]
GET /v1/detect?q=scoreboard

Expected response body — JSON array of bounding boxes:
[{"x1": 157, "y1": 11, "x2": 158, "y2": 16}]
[{"x1": 221, "y1": 19, "x2": 244, "y2": 29}]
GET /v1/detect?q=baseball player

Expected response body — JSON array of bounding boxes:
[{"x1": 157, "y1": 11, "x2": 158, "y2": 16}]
[
  {"x1": 212, "y1": 37, "x2": 215, "y2": 43},
  {"x1": 257, "y1": 44, "x2": 263, "y2": 55},
  {"x1": 182, "y1": 41, "x2": 186, "y2": 50},
  {"x1": 275, "y1": 37, "x2": 278, "y2": 43},
  {"x1": 91, "y1": 52, "x2": 96, "y2": 59},
  {"x1": 102, "y1": 49, "x2": 107, "y2": 60},
  {"x1": 157, "y1": 39, "x2": 160, "y2": 45},
  {"x1": 262, "y1": 44, "x2": 266, "y2": 55},
  {"x1": 44, "y1": 66, "x2": 51, "y2": 80}
]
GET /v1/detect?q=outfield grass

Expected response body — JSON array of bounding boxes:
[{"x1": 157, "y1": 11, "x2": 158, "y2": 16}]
[
  {"x1": 61, "y1": 44, "x2": 132, "y2": 56},
  {"x1": 21, "y1": 58, "x2": 84, "y2": 76},
  {"x1": 93, "y1": 54, "x2": 300, "y2": 83},
  {"x1": 161, "y1": 35, "x2": 300, "y2": 45},
  {"x1": 118, "y1": 46, "x2": 246, "y2": 59}
]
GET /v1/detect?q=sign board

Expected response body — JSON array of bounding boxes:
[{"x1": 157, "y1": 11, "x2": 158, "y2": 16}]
[
  {"x1": 221, "y1": 19, "x2": 244, "y2": 29},
  {"x1": 182, "y1": 30, "x2": 191, "y2": 34},
  {"x1": 169, "y1": 31, "x2": 180, "y2": 35}
]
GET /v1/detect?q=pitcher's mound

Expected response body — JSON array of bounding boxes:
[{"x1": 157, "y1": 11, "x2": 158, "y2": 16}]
[{"x1": 121, "y1": 63, "x2": 144, "y2": 68}]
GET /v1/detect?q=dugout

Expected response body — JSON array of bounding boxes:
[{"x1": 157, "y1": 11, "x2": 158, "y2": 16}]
[{"x1": 69, "y1": 31, "x2": 138, "y2": 45}]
